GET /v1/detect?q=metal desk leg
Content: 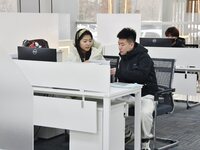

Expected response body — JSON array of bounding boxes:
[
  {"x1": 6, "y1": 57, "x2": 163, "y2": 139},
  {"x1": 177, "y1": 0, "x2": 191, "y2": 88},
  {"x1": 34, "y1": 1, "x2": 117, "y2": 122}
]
[
  {"x1": 103, "y1": 97, "x2": 111, "y2": 150},
  {"x1": 134, "y1": 90, "x2": 141, "y2": 150}
]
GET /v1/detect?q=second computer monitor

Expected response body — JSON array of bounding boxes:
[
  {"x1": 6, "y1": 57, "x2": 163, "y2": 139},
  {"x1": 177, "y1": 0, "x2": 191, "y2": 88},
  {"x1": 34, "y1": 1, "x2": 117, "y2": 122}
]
[{"x1": 140, "y1": 38, "x2": 174, "y2": 47}]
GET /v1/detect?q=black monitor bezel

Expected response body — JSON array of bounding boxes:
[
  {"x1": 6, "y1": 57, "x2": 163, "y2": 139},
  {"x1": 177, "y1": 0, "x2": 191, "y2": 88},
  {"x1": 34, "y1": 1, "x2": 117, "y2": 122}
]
[
  {"x1": 17, "y1": 46, "x2": 57, "y2": 62},
  {"x1": 140, "y1": 37, "x2": 175, "y2": 47}
]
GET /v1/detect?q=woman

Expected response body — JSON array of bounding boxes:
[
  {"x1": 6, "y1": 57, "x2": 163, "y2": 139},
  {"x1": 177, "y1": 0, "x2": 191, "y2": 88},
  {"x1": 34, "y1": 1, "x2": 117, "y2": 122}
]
[{"x1": 66, "y1": 28, "x2": 104, "y2": 62}]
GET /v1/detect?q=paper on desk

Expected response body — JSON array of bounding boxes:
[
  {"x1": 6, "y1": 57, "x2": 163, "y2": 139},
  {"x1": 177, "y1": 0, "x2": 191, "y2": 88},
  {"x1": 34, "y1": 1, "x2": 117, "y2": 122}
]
[
  {"x1": 89, "y1": 60, "x2": 110, "y2": 65},
  {"x1": 111, "y1": 82, "x2": 137, "y2": 88}
]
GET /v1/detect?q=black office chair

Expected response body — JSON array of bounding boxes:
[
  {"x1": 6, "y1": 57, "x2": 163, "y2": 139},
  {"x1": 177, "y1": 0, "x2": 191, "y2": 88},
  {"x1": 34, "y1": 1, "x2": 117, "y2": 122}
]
[
  {"x1": 103, "y1": 55, "x2": 120, "y2": 82},
  {"x1": 152, "y1": 58, "x2": 179, "y2": 150},
  {"x1": 22, "y1": 39, "x2": 49, "y2": 48}
]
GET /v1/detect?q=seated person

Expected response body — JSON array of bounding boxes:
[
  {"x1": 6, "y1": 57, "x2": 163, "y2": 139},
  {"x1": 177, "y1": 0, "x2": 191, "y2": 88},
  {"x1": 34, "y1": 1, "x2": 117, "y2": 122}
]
[
  {"x1": 111, "y1": 28, "x2": 158, "y2": 150},
  {"x1": 165, "y1": 26, "x2": 185, "y2": 47},
  {"x1": 66, "y1": 28, "x2": 104, "y2": 62}
]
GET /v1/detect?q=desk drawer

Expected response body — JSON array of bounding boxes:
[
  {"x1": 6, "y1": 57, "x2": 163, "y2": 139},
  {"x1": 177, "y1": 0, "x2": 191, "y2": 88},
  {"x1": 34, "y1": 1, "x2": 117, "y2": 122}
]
[{"x1": 34, "y1": 96, "x2": 97, "y2": 133}]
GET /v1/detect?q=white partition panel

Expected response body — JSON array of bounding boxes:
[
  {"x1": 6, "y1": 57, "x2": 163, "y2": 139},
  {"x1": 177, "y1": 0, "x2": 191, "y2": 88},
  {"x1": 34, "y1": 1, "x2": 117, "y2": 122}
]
[
  {"x1": 103, "y1": 44, "x2": 119, "y2": 56},
  {"x1": 15, "y1": 60, "x2": 110, "y2": 93},
  {"x1": 173, "y1": 73, "x2": 197, "y2": 95},
  {"x1": 97, "y1": 14, "x2": 141, "y2": 45},
  {"x1": 0, "y1": 50, "x2": 33, "y2": 150},
  {"x1": 0, "y1": 13, "x2": 59, "y2": 54},
  {"x1": 147, "y1": 47, "x2": 200, "y2": 67}
]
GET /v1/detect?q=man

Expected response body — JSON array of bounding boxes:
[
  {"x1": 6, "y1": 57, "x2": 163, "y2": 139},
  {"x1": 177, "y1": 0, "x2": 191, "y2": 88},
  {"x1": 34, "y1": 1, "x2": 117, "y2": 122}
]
[{"x1": 111, "y1": 28, "x2": 158, "y2": 150}]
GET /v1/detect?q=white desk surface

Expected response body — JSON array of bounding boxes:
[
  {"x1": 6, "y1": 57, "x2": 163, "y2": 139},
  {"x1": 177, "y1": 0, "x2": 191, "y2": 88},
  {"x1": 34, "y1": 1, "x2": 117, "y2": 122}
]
[
  {"x1": 175, "y1": 66, "x2": 200, "y2": 72},
  {"x1": 33, "y1": 83, "x2": 142, "y2": 99},
  {"x1": 33, "y1": 83, "x2": 142, "y2": 150}
]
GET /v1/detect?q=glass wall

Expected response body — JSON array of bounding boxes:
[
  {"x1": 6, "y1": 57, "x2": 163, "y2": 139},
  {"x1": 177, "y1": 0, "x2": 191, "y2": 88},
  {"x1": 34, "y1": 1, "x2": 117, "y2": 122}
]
[{"x1": 78, "y1": 0, "x2": 200, "y2": 45}]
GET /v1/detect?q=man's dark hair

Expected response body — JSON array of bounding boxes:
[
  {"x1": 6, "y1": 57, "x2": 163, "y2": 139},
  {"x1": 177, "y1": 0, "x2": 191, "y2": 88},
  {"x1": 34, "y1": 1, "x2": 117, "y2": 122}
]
[
  {"x1": 165, "y1": 26, "x2": 179, "y2": 37},
  {"x1": 117, "y1": 28, "x2": 136, "y2": 42}
]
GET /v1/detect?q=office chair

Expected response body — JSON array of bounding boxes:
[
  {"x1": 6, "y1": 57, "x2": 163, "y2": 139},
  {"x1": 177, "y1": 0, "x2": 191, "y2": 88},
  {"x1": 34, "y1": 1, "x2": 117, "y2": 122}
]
[
  {"x1": 22, "y1": 39, "x2": 49, "y2": 48},
  {"x1": 152, "y1": 58, "x2": 179, "y2": 150},
  {"x1": 103, "y1": 55, "x2": 120, "y2": 82}
]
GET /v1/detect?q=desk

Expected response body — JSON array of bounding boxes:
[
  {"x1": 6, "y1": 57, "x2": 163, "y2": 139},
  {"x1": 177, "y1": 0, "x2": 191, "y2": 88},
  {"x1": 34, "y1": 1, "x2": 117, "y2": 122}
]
[
  {"x1": 174, "y1": 66, "x2": 200, "y2": 109},
  {"x1": 15, "y1": 60, "x2": 142, "y2": 150},
  {"x1": 33, "y1": 83, "x2": 142, "y2": 150}
]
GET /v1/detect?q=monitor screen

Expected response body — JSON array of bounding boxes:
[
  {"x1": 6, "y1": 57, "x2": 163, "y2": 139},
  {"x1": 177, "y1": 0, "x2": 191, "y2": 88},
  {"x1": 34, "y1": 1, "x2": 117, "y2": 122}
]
[
  {"x1": 17, "y1": 46, "x2": 57, "y2": 62},
  {"x1": 140, "y1": 38, "x2": 174, "y2": 47}
]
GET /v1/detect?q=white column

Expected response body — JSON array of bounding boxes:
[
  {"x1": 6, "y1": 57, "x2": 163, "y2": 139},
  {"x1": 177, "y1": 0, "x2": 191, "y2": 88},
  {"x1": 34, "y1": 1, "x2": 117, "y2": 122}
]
[
  {"x1": 53, "y1": 0, "x2": 79, "y2": 39},
  {"x1": 20, "y1": 0, "x2": 39, "y2": 12}
]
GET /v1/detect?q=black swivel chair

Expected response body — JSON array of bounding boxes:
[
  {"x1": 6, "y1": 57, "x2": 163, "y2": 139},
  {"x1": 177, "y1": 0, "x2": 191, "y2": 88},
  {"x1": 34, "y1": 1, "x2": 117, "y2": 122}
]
[
  {"x1": 103, "y1": 55, "x2": 120, "y2": 82},
  {"x1": 152, "y1": 58, "x2": 179, "y2": 150},
  {"x1": 22, "y1": 39, "x2": 49, "y2": 48}
]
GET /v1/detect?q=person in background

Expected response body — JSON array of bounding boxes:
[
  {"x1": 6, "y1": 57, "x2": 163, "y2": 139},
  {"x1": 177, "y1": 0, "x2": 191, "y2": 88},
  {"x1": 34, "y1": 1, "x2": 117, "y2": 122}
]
[
  {"x1": 111, "y1": 28, "x2": 158, "y2": 150},
  {"x1": 165, "y1": 26, "x2": 185, "y2": 47},
  {"x1": 66, "y1": 28, "x2": 104, "y2": 62}
]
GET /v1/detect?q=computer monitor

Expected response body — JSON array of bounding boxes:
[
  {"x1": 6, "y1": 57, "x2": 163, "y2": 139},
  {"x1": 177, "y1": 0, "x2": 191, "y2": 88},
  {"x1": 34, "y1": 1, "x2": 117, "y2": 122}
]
[
  {"x1": 140, "y1": 38, "x2": 174, "y2": 47},
  {"x1": 17, "y1": 46, "x2": 57, "y2": 62}
]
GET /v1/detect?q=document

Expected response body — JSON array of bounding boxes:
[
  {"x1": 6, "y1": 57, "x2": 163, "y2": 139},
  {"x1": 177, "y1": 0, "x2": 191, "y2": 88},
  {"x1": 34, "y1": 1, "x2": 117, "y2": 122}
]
[{"x1": 111, "y1": 82, "x2": 137, "y2": 88}]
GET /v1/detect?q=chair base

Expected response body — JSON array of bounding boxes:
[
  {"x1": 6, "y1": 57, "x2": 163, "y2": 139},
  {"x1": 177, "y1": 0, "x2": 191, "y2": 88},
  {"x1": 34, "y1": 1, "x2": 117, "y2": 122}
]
[
  {"x1": 186, "y1": 99, "x2": 200, "y2": 109},
  {"x1": 153, "y1": 136, "x2": 179, "y2": 150}
]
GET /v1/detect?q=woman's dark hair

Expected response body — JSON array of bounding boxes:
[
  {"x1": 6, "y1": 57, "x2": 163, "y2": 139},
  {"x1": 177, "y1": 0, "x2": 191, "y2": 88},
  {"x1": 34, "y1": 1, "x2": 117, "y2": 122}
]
[
  {"x1": 117, "y1": 28, "x2": 136, "y2": 42},
  {"x1": 74, "y1": 29, "x2": 93, "y2": 62},
  {"x1": 165, "y1": 26, "x2": 179, "y2": 37}
]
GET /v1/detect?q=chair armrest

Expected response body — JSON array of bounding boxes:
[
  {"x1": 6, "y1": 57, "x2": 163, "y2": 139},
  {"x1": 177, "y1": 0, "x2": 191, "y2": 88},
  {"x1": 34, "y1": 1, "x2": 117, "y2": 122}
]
[{"x1": 154, "y1": 85, "x2": 175, "y2": 101}]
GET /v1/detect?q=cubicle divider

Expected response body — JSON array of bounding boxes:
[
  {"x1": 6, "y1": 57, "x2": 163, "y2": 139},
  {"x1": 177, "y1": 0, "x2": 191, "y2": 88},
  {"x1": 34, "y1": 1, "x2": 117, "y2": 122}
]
[
  {"x1": 147, "y1": 47, "x2": 200, "y2": 67},
  {"x1": 0, "y1": 13, "x2": 61, "y2": 54},
  {"x1": 14, "y1": 59, "x2": 142, "y2": 150},
  {"x1": 0, "y1": 51, "x2": 33, "y2": 150},
  {"x1": 97, "y1": 14, "x2": 141, "y2": 45},
  {"x1": 14, "y1": 60, "x2": 110, "y2": 93}
]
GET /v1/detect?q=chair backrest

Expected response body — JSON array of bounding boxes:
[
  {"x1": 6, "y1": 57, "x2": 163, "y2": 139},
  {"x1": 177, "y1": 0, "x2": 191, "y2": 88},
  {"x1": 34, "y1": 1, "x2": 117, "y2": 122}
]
[
  {"x1": 152, "y1": 58, "x2": 176, "y2": 114},
  {"x1": 22, "y1": 39, "x2": 49, "y2": 48},
  {"x1": 152, "y1": 58, "x2": 175, "y2": 89},
  {"x1": 103, "y1": 55, "x2": 120, "y2": 68},
  {"x1": 103, "y1": 55, "x2": 120, "y2": 82}
]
